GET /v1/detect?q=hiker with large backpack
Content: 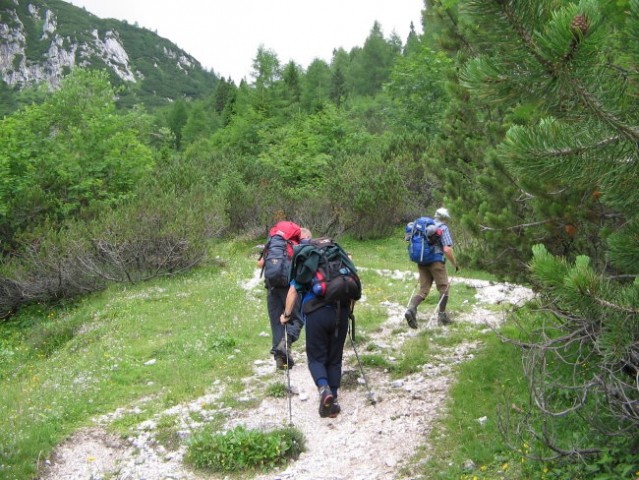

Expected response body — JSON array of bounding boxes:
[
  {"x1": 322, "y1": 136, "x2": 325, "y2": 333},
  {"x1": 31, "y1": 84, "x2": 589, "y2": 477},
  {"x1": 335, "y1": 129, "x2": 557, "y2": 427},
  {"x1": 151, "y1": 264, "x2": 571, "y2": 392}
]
[
  {"x1": 280, "y1": 236, "x2": 362, "y2": 418},
  {"x1": 258, "y1": 221, "x2": 311, "y2": 370},
  {"x1": 404, "y1": 207, "x2": 459, "y2": 328}
]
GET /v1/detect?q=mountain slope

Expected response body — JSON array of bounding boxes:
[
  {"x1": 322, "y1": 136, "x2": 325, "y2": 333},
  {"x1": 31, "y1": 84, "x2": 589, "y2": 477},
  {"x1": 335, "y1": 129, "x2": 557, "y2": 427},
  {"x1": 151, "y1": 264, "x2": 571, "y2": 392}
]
[{"x1": 0, "y1": 0, "x2": 218, "y2": 110}]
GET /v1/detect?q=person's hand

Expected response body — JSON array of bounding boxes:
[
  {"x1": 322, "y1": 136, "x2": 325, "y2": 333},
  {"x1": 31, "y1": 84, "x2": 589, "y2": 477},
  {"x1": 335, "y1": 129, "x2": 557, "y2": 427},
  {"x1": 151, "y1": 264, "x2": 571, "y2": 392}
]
[{"x1": 280, "y1": 312, "x2": 290, "y2": 325}]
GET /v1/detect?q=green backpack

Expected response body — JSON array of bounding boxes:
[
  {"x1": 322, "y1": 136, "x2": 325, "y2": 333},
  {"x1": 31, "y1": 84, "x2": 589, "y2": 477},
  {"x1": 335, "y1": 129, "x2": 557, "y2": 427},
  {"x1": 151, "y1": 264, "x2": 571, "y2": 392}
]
[{"x1": 289, "y1": 237, "x2": 362, "y2": 313}]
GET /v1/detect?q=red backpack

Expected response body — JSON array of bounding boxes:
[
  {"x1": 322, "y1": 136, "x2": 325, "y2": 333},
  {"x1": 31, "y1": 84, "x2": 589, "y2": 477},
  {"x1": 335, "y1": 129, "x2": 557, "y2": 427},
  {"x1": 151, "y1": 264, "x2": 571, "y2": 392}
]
[{"x1": 261, "y1": 221, "x2": 301, "y2": 287}]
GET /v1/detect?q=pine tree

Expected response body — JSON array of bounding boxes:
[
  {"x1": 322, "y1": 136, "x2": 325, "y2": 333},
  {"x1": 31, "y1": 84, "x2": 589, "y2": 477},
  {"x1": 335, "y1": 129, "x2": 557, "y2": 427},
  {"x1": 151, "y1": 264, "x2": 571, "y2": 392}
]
[
  {"x1": 456, "y1": 0, "x2": 639, "y2": 465},
  {"x1": 349, "y1": 22, "x2": 402, "y2": 96},
  {"x1": 329, "y1": 66, "x2": 347, "y2": 108}
]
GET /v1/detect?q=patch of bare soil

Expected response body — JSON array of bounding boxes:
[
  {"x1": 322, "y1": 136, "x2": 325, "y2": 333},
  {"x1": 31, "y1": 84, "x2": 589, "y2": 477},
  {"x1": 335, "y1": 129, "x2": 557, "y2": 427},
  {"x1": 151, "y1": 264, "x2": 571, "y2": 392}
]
[{"x1": 38, "y1": 273, "x2": 532, "y2": 480}]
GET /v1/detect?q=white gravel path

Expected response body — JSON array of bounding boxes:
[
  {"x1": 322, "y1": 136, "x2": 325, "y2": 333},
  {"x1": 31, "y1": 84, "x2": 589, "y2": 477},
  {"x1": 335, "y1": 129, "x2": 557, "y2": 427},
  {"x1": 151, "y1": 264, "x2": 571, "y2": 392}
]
[{"x1": 39, "y1": 270, "x2": 533, "y2": 480}]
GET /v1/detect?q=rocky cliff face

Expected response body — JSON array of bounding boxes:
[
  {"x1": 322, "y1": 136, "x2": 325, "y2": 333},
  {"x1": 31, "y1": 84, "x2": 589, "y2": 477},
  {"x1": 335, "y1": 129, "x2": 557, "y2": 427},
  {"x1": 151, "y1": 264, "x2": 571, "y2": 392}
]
[{"x1": 0, "y1": 0, "x2": 214, "y2": 104}]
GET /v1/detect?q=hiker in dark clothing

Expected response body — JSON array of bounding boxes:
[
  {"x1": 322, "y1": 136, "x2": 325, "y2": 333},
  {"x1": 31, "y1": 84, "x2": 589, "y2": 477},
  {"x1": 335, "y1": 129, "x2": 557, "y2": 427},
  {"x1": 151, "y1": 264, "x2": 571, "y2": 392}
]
[
  {"x1": 280, "y1": 287, "x2": 352, "y2": 419},
  {"x1": 280, "y1": 237, "x2": 360, "y2": 418},
  {"x1": 258, "y1": 225, "x2": 311, "y2": 370}
]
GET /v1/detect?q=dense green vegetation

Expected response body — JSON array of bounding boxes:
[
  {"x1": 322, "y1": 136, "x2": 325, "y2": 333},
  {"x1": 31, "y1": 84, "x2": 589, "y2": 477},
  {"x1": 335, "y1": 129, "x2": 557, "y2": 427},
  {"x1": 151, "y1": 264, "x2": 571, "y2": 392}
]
[{"x1": 0, "y1": 0, "x2": 637, "y2": 478}]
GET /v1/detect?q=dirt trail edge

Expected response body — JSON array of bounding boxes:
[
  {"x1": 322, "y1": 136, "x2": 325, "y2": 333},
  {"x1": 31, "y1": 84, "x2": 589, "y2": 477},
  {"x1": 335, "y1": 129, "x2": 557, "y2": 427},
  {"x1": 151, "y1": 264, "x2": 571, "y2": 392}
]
[{"x1": 39, "y1": 270, "x2": 533, "y2": 480}]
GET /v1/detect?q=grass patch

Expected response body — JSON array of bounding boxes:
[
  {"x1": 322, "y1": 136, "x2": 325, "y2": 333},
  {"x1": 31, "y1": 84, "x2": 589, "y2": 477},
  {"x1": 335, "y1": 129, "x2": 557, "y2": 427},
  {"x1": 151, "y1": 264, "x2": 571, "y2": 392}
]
[
  {"x1": 154, "y1": 414, "x2": 181, "y2": 451},
  {"x1": 357, "y1": 353, "x2": 393, "y2": 369},
  {"x1": 185, "y1": 425, "x2": 306, "y2": 473},
  {"x1": 418, "y1": 324, "x2": 530, "y2": 480},
  {"x1": 389, "y1": 332, "x2": 434, "y2": 377},
  {"x1": 265, "y1": 382, "x2": 288, "y2": 398}
]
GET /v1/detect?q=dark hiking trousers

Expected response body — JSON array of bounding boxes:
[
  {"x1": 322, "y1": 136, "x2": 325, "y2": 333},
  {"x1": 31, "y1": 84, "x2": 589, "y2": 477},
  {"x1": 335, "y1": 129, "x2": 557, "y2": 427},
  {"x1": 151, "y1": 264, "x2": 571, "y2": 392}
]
[
  {"x1": 267, "y1": 286, "x2": 302, "y2": 353},
  {"x1": 305, "y1": 303, "x2": 350, "y2": 391}
]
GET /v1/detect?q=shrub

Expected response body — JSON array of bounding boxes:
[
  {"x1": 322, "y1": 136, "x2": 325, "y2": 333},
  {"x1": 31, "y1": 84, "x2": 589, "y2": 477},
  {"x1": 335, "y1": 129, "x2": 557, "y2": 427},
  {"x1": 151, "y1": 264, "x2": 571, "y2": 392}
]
[
  {"x1": 0, "y1": 182, "x2": 228, "y2": 320},
  {"x1": 185, "y1": 425, "x2": 305, "y2": 473}
]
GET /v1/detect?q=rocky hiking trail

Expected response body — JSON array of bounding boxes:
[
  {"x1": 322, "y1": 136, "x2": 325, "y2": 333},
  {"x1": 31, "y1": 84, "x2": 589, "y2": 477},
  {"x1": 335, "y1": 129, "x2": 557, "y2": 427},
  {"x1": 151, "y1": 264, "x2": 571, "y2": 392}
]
[{"x1": 40, "y1": 269, "x2": 533, "y2": 480}]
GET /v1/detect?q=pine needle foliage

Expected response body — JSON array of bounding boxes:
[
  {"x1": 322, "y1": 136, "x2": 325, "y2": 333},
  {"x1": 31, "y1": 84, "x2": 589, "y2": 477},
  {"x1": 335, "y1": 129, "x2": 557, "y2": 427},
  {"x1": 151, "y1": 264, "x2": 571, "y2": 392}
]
[{"x1": 447, "y1": 0, "x2": 639, "y2": 471}]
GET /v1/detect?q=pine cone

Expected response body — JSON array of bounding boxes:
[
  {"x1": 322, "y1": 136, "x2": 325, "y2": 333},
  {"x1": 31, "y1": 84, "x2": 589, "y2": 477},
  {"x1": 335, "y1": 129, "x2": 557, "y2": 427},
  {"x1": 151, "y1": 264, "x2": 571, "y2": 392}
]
[{"x1": 571, "y1": 14, "x2": 589, "y2": 36}]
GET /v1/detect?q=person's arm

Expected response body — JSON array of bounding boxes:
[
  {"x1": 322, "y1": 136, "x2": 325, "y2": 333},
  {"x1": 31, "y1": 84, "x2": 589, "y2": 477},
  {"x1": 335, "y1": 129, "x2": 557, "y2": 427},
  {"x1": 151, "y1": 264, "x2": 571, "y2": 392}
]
[
  {"x1": 443, "y1": 245, "x2": 458, "y2": 271},
  {"x1": 439, "y1": 223, "x2": 458, "y2": 270},
  {"x1": 280, "y1": 285, "x2": 299, "y2": 324}
]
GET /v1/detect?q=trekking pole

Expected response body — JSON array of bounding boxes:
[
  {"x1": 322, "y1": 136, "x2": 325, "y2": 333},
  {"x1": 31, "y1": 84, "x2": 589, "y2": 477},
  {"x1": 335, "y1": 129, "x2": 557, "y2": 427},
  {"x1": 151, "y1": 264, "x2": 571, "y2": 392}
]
[
  {"x1": 348, "y1": 314, "x2": 377, "y2": 405},
  {"x1": 284, "y1": 323, "x2": 293, "y2": 426}
]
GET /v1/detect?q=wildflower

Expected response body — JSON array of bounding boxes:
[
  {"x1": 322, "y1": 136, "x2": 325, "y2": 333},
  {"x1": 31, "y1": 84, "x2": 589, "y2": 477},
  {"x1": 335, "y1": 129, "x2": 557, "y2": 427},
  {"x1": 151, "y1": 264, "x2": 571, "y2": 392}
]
[{"x1": 502, "y1": 462, "x2": 509, "y2": 471}]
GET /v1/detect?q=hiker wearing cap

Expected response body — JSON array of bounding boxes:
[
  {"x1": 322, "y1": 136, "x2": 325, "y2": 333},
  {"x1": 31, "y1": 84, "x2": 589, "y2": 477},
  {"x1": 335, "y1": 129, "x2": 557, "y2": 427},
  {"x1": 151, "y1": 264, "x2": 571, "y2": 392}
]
[
  {"x1": 258, "y1": 223, "x2": 311, "y2": 370},
  {"x1": 280, "y1": 236, "x2": 361, "y2": 418},
  {"x1": 405, "y1": 207, "x2": 458, "y2": 327}
]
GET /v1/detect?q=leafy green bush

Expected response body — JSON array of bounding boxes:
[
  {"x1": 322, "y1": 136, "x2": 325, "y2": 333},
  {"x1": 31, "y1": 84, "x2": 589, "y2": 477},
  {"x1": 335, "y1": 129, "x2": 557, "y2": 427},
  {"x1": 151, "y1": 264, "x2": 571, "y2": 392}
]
[
  {"x1": 0, "y1": 69, "x2": 153, "y2": 253},
  {"x1": 186, "y1": 425, "x2": 305, "y2": 473}
]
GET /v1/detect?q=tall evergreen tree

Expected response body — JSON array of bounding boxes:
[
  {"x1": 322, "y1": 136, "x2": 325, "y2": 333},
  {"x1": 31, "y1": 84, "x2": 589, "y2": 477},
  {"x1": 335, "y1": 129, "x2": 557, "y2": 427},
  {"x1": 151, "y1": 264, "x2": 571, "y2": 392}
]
[
  {"x1": 329, "y1": 66, "x2": 347, "y2": 108},
  {"x1": 282, "y1": 60, "x2": 302, "y2": 106},
  {"x1": 251, "y1": 45, "x2": 281, "y2": 115},
  {"x1": 455, "y1": 0, "x2": 639, "y2": 467},
  {"x1": 403, "y1": 21, "x2": 421, "y2": 55},
  {"x1": 349, "y1": 21, "x2": 402, "y2": 96},
  {"x1": 302, "y1": 59, "x2": 332, "y2": 112}
]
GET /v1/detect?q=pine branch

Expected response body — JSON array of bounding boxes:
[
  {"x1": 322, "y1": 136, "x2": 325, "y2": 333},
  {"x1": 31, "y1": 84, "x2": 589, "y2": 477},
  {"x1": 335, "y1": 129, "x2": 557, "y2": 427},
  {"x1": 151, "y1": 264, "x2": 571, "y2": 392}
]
[
  {"x1": 594, "y1": 297, "x2": 639, "y2": 314},
  {"x1": 479, "y1": 219, "x2": 551, "y2": 231},
  {"x1": 491, "y1": 0, "x2": 558, "y2": 77},
  {"x1": 535, "y1": 135, "x2": 622, "y2": 158},
  {"x1": 571, "y1": 80, "x2": 639, "y2": 143}
]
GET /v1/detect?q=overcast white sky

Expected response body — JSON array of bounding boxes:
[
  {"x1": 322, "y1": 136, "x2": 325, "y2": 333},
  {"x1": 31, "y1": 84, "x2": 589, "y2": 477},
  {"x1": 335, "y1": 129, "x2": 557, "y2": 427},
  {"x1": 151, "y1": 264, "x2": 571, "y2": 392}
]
[{"x1": 67, "y1": 0, "x2": 425, "y2": 82}]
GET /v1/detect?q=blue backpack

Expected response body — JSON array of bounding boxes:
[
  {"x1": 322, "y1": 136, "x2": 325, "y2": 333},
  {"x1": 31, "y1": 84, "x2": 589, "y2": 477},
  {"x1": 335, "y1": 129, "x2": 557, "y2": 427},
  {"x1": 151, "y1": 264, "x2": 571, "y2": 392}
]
[
  {"x1": 406, "y1": 217, "x2": 444, "y2": 264},
  {"x1": 260, "y1": 221, "x2": 301, "y2": 288}
]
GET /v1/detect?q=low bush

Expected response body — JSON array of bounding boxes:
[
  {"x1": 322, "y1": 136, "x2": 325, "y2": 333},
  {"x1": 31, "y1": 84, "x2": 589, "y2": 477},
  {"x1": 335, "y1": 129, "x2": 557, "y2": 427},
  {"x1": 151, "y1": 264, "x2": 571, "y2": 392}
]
[{"x1": 185, "y1": 425, "x2": 305, "y2": 473}]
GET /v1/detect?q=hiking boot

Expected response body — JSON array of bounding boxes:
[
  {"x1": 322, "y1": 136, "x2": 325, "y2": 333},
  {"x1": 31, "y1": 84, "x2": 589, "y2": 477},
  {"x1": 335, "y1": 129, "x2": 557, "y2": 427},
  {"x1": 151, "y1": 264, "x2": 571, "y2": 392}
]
[
  {"x1": 328, "y1": 400, "x2": 341, "y2": 418},
  {"x1": 404, "y1": 307, "x2": 417, "y2": 329},
  {"x1": 318, "y1": 386, "x2": 334, "y2": 418},
  {"x1": 275, "y1": 336, "x2": 295, "y2": 369},
  {"x1": 438, "y1": 311, "x2": 451, "y2": 325},
  {"x1": 274, "y1": 352, "x2": 294, "y2": 370}
]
